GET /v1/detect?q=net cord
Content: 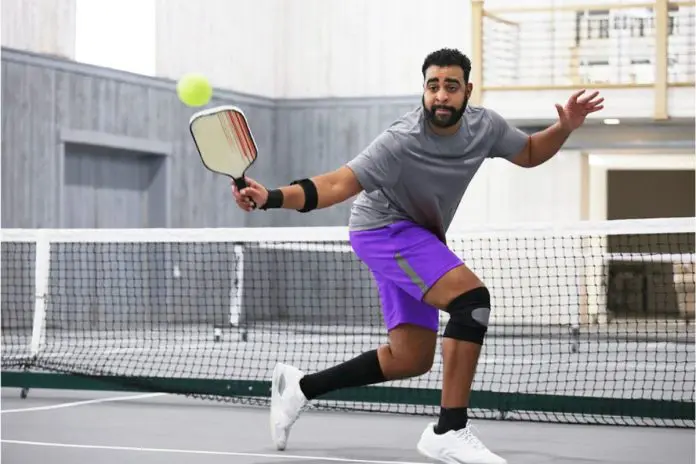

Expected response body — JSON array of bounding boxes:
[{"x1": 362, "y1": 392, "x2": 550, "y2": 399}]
[{"x1": 1, "y1": 217, "x2": 694, "y2": 243}]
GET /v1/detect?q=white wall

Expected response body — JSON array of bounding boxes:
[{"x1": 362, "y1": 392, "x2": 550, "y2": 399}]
[
  {"x1": 1, "y1": 0, "x2": 76, "y2": 59},
  {"x1": 74, "y1": 0, "x2": 156, "y2": 76},
  {"x1": 0, "y1": 0, "x2": 281, "y2": 96},
  {"x1": 154, "y1": 0, "x2": 280, "y2": 97},
  {"x1": 4, "y1": 0, "x2": 692, "y2": 109},
  {"x1": 451, "y1": 151, "x2": 586, "y2": 229},
  {"x1": 484, "y1": 88, "x2": 652, "y2": 121},
  {"x1": 153, "y1": 0, "x2": 472, "y2": 98},
  {"x1": 668, "y1": 87, "x2": 696, "y2": 118},
  {"x1": 276, "y1": 0, "x2": 472, "y2": 98}
]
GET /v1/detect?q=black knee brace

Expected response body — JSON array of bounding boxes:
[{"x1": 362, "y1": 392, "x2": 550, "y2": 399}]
[{"x1": 443, "y1": 286, "x2": 491, "y2": 345}]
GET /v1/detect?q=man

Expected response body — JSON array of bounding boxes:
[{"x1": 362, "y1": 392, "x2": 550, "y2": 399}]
[{"x1": 232, "y1": 48, "x2": 604, "y2": 464}]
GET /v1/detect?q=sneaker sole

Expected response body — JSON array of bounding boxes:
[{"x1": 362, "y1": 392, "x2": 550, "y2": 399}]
[
  {"x1": 416, "y1": 442, "x2": 435, "y2": 460},
  {"x1": 416, "y1": 445, "x2": 454, "y2": 464},
  {"x1": 270, "y1": 364, "x2": 287, "y2": 451},
  {"x1": 418, "y1": 442, "x2": 505, "y2": 464},
  {"x1": 417, "y1": 442, "x2": 454, "y2": 464}
]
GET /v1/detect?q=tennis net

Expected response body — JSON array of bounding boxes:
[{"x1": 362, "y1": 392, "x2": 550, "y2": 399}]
[{"x1": 1, "y1": 218, "x2": 694, "y2": 427}]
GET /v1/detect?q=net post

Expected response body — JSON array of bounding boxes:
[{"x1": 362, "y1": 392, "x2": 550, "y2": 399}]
[
  {"x1": 584, "y1": 234, "x2": 609, "y2": 325},
  {"x1": 22, "y1": 229, "x2": 50, "y2": 397},
  {"x1": 230, "y1": 244, "x2": 247, "y2": 342},
  {"x1": 30, "y1": 231, "x2": 50, "y2": 357}
]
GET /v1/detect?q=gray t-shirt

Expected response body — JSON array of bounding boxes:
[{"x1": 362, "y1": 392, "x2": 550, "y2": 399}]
[{"x1": 346, "y1": 105, "x2": 528, "y2": 241}]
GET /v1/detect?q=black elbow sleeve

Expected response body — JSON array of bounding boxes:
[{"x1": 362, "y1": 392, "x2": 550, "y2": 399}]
[{"x1": 290, "y1": 178, "x2": 319, "y2": 212}]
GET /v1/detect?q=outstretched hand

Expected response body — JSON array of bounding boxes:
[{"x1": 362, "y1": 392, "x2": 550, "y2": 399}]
[
  {"x1": 231, "y1": 177, "x2": 268, "y2": 212},
  {"x1": 555, "y1": 89, "x2": 605, "y2": 132}
]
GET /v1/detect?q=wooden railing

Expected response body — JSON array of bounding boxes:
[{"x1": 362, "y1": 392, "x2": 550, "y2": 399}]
[{"x1": 471, "y1": 1, "x2": 695, "y2": 119}]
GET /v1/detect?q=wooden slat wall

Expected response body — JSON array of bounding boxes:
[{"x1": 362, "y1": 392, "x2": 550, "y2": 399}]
[
  {"x1": 1, "y1": 48, "x2": 422, "y2": 229},
  {"x1": 1, "y1": 48, "x2": 275, "y2": 229}
]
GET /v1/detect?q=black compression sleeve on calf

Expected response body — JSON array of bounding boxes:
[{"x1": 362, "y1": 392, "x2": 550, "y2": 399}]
[
  {"x1": 299, "y1": 349, "x2": 386, "y2": 400},
  {"x1": 260, "y1": 189, "x2": 283, "y2": 210},
  {"x1": 290, "y1": 178, "x2": 318, "y2": 212},
  {"x1": 443, "y1": 286, "x2": 491, "y2": 345}
]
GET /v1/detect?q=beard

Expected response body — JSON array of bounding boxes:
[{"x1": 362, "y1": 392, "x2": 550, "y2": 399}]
[{"x1": 422, "y1": 95, "x2": 468, "y2": 129}]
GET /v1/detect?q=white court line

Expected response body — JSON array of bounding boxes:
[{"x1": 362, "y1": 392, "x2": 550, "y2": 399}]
[
  {"x1": 0, "y1": 440, "x2": 429, "y2": 464},
  {"x1": 1, "y1": 393, "x2": 165, "y2": 414}
]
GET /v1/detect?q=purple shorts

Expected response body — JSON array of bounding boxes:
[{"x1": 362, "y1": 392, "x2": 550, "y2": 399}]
[{"x1": 349, "y1": 221, "x2": 464, "y2": 333}]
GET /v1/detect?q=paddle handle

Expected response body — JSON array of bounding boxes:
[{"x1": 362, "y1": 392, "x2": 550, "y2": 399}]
[
  {"x1": 233, "y1": 177, "x2": 248, "y2": 191},
  {"x1": 233, "y1": 176, "x2": 257, "y2": 209}
]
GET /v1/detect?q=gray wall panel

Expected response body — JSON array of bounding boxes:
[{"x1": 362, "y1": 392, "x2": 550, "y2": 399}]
[
  {"x1": 1, "y1": 60, "x2": 59, "y2": 228},
  {"x1": 1, "y1": 47, "x2": 276, "y2": 229},
  {"x1": 62, "y1": 146, "x2": 167, "y2": 228}
]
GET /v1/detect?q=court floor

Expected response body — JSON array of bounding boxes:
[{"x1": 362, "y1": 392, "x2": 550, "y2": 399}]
[{"x1": 1, "y1": 388, "x2": 694, "y2": 464}]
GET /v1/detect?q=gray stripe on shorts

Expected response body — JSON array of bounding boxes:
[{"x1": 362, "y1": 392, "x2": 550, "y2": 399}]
[{"x1": 394, "y1": 252, "x2": 428, "y2": 293}]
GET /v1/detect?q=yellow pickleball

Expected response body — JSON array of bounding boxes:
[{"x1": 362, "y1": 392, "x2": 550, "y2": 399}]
[{"x1": 177, "y1": 73, "x2": 213, "y2": 107}]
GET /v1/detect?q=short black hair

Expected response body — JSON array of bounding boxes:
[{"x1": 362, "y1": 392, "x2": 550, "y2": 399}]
[{"x1": 421, "y1": 48, "x2": 472, "y2": 82}]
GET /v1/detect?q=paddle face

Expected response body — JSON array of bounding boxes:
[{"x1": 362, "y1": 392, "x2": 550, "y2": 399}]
[{"x1": 189, "y1": 105, "x2": 258, "y2": 190}]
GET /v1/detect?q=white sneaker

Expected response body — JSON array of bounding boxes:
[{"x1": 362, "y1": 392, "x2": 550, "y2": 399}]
[
  {"x1": 270, "y1": 363, "x2": 308, "y2": 451},
  {"x1": 417, "y1": 422, "x2": 507, "y2": 464}
]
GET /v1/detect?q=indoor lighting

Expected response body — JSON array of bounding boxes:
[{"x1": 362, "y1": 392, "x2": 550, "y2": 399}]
[{"x1": 603, "y1": 118, "x2": 621, "y2": 125}]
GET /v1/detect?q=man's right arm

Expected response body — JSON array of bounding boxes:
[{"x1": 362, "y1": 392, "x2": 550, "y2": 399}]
[
  {"x1": 241, "y1": 130, "x2": 399, "y2": 213},
  {"x1": 276, "y1": 166, "x2": 363, "y2": 210}
]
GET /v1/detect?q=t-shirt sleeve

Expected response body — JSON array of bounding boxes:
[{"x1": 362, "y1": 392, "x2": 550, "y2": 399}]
[
  {"x1": 486, "y1": 108, "x2": 529, "y2": 160},
  {"x1": 346, "y1": 130, "x2": 401, "y2": 193}
]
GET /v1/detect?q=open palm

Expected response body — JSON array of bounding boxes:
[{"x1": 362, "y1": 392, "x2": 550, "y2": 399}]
[{"x1": 556, "y1": 89, "x2": 605, "y2": 131}]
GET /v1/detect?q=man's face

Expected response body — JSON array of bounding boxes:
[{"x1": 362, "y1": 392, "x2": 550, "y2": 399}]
[{"x1": 422, "y1": 65, "x2": 472, "y2": 129}]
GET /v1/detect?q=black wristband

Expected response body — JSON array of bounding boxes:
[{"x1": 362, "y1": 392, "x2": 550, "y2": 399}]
[
  {"x1": 290, "y1": 178, "x2": 318, "y2": 213},
  {"x1": 260, "y1": 188, "x2": 284, "y2": 210}
]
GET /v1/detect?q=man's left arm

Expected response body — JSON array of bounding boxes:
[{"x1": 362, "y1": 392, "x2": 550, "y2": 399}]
[
  {"x1": 507, "y1": 89, "x2": 605, "y2": 168},
  {"x1": 511, "y1": 121, "x2": 572, "y2": 168}
]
